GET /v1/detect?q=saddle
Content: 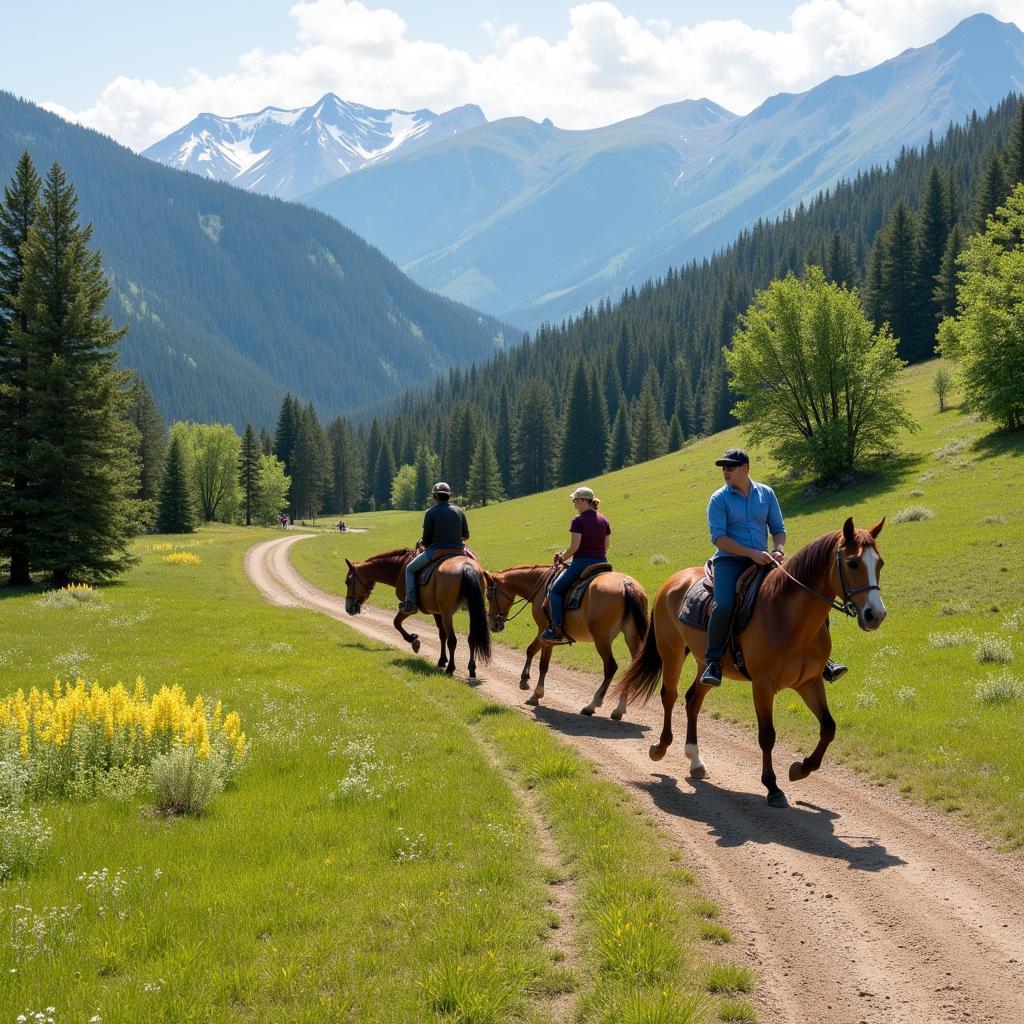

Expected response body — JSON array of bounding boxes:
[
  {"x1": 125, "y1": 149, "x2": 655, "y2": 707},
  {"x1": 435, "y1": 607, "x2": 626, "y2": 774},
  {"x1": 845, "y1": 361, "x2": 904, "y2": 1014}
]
[
  {"x1": 399, "y1": 547, "x2": 472, "y2": 602},
  {"x1": 541, "y1": 562, "x2": 613, "y2": 627},
  {"x1": 678, "y1": 560, "x2": 772, "y2": 679}
]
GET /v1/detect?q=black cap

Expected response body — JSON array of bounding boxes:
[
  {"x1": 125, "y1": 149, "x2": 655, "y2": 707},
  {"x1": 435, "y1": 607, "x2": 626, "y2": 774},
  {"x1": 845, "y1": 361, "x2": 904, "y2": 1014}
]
[
  {"x1": 714, "y1": 448, "x2": 749, "y2": 467},
  {"x1": 431, "y1": 481, "x2": 452, "y2": 495}
]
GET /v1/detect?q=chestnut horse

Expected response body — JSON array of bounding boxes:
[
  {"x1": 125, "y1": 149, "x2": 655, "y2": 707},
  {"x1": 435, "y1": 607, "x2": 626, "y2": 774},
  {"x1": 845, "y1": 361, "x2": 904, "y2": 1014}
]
[
  {"x1": 344, "y1": 549, "x2": 491, "y2": 678},
  {"x1": 614, "y1": 517, "x2": 887, "y2": 806},
  {"x1": 486, "y1": 563, "x2": 648, "y2": 717}
]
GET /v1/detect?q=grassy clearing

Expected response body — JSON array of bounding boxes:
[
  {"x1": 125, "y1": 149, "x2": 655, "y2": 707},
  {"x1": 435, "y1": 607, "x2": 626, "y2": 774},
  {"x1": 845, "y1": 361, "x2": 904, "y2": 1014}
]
[
  {"x1": 293, "y1": 359, "x2": 1024, "y2": 851},
  {"x1": 0, "y1": 526, "x2": 743, "y2": 1021}
]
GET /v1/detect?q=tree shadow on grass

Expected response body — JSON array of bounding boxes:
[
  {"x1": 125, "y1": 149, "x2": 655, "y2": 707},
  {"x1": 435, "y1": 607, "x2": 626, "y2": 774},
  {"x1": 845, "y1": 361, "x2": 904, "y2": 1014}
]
[
  {"x1": 972, "y1": 427, "x2": 1024, "y2": 462},
  {"x1": 0, "y1": 584, "x2": 40, "y2": 601},
  {"x1": 635, "y1": 772, "x2": 905, "y2": 872},
  {"x1": 771, "y1": 454, "x2": 921, "y2": 520}
]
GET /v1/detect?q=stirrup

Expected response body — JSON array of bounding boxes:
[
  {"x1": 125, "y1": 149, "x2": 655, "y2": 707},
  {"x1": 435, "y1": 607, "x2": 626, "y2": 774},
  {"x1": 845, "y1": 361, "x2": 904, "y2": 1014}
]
[
  {"x1": 399, "y1": 598, "x2": 417, "y2": 614},
  {"x1": 823, "y1": 660, "x2": 847, "y2": 682},
  {"x1": 541, "y1": 625, "x2": 568, "y2": 645}
]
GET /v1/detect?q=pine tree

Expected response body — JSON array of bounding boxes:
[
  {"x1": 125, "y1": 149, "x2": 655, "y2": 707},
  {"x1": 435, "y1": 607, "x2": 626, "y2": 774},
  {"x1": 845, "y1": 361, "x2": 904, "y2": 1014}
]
[
  {"x1": 934, "y1": 223, "x2": 964, "y2": 322},
  {"x1": 259, "y1": 427, "x2": 273, "y2": 456},
  {"x1": 467, "y1": 429, "x2": 504, "y2": 506},
  {"x1": 586, "y1": 365, "x2": 610, "y2": 480},
  {"x1": 371, "y1": 442, "x2": 395, "y2": 510},
  {"x1": 326, "y1": 417, "x2": 363, "y2": 514},
  {"x1": 1005, "y1": 102, "x2": 1024, "y2": 193},
  {"x1": 273, "y1": 393, "x2": 299, "y2": 475},
  {"x1": 291, "y1": 403, "x2": 327, "y2": 520},
  {"x1": 14, "y1": 162, "x2": 140, "y2": 583},
  {"x1": 825, "y1": 230, "x2": 856, "y2": 287},
  {"x1": 631, "y1": 372, "x2": 669, "y2": 464},
  {"x1": 157, "y1": 433, "x2": 198, "y2": 534},
  {"x1": 124, "y1": 375, "x2": 166, "y2": 514},
  {"x1": 362, "y1": 418, "x2": 383, "y2": 511},
  {"x1": 238, "y1": 423, "x2": 261, "y2": 526},
  {"x1": 668, "y1": 414, "x2": 684, "y2": 452},
  {"x1": 442, "y1": 402, "x2": 474, "y2": 496},
  {"x1": 0, "y1": 152, "x2": 42, "y2": 584},
  {"x1": 877, "y1": 201, "x2": 921, "y2": 358},
  {"x1": 700, "y1": 358, "x2": 731, "y2": 436},
  {"x1": 512, "y1": 379, "x2": 557, "y2": 496},
  {"x1": 494, "y1": 384, "x2": 514, "y2": 494},
  {"x1": 558, "y1": 361, "x2": 593, "y2": 484},
  {"x1": 914, "y1": 167, "x2": 950, "y2": 345},
  {"x1": 974, "y1": 149, "x2": 1008, "y2": 231},
  {"x1": 606, "y1": 402, "x2": 631, "y2": 472},
  {"x1": 413, "y1": 444, "x2": 436, "y2": 509}
]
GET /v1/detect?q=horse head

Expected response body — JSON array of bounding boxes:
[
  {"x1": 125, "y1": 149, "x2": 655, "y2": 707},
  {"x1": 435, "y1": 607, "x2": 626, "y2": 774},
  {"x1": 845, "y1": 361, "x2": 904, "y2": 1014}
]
[
  {"x1": 834, "y1": 517, "x2": 887, "y2": 631},
  {"x1": 485, "y1": 572, "x2": 514, "y2": 632},
  {"x1": 344, "y1": 557, "x2": 374, "y2": 615}
]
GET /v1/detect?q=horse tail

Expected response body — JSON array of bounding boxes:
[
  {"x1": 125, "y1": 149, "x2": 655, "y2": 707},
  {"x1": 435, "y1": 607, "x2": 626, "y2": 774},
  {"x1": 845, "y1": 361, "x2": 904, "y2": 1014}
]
[
  {"x1": 462, "y1": 563, "x2": 492, "y2": 663},
  {"x1": 622, "y1": 580, "x2": 649, "y2": 645},
  {"x1": 613, "y1": 606, "x2": 663, "y2": 706}
]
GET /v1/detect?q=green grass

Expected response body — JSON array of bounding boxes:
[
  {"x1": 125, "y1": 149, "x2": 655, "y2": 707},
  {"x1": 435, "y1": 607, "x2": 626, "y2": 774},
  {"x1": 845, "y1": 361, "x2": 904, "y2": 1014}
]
[
  {"x1": 0, "y1": 526, "x2": 748, "y2": 1020},
  {"x1": 292, "y1": 359, "x2": 1024, "y2": 851}
]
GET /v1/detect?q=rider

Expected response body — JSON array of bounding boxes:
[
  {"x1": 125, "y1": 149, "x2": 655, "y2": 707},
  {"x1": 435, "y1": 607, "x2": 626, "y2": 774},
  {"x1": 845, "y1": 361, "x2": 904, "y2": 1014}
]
[
  {"x1": 541, "y1": 486, "x2": 610, "y2": 643},
  {"x1": 700, "y1": 448, "x2": 847, "y2": 686},
  {"x1": 399, "y1": 482, "x2": 469, "y2": 614}
]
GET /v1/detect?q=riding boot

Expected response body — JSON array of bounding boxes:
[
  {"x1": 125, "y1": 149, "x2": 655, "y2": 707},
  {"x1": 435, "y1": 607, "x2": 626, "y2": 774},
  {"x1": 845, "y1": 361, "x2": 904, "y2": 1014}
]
[
  {"x1": 399, "y1": 589, "x2": 417, "y2": 614},
  {"x1": 823, "y1": 659, "x2": 847, "y2": 682}
]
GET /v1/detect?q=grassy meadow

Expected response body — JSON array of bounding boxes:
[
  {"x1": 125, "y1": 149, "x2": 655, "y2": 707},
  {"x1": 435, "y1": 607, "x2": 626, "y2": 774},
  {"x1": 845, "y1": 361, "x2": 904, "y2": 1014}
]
[
  {"x1": 293, "y1": 359, "x2": 1024, "y2": 851},
  {"x1": 0, "y1": 527, "x2": 753, "y2": 1023}
]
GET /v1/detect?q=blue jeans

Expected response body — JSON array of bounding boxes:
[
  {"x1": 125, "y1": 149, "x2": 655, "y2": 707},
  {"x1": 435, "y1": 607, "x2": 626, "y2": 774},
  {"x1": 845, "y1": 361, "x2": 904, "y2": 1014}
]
[
  {"x1": 404, "y1": 544, "x2": 461, "y2": 601},
  {"x1": 548, "y1": 557, "x2": 605, "y2": 626},
  {"x1": 705, "y1": 555, "x2": 752, "y2": 662}
]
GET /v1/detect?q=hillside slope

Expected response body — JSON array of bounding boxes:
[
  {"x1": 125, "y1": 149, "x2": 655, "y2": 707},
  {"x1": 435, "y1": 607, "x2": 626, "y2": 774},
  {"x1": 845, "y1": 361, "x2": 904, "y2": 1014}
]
[{"x1": 0, "y1": 92, "x2": 509, "y2": 427}]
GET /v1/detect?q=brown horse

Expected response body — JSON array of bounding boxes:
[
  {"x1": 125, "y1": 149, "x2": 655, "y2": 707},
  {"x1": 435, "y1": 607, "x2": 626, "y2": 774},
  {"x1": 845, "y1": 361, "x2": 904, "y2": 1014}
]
[
  {"x1": 614, "y1": 517, "x2": 887, "y2": 806},
  {"x1": 486, "y1": 563, "x2": 648, "y2": 717},
  {"x1": 344, "y1": 549, "x2": 491, "y2": 678}
]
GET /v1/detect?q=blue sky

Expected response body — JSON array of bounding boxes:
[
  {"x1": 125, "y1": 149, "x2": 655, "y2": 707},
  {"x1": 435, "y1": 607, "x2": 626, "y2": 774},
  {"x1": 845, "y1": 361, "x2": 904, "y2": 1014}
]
[{"x1": 7, "y1": 1, "x2": 1018, "y2": 149}]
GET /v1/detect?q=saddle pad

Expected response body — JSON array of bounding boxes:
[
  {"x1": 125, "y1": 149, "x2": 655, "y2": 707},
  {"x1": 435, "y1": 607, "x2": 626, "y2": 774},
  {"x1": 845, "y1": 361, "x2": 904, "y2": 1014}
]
[
  {"x1": 678, "y1": 580, "x2": 714, "y2": 630},
  {"x1": 677, "y1": 565, "x2": 771, "y2": 636},
  {"x1": 412, "y1": 551, "x2": 465, "y2": 590},
  {"x1": 565, "y1": 565, "x2": 612, "y2": 611}
]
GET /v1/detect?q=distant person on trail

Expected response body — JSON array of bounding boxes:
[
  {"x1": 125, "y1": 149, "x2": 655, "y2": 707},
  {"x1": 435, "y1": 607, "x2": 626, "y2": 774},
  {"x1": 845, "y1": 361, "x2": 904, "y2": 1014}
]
[
  {"x1": 338, "y1": 520, "x2": 346, "y2": 532},
  {"x1": 541, "y1": 486, "x2": 611, "y2": 643},
  {"x1": 700, "y1": 448, "x2": 847, "y2": 686},
  {"x1": 399, "y1": 482, "x2": 470, "y2": 614}
]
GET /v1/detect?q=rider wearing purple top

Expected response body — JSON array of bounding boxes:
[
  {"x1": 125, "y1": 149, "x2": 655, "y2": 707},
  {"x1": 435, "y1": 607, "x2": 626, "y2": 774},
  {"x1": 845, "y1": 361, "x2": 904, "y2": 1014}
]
[{"x1": 542, "y1": 486, "x2": 610, "y2": 642}]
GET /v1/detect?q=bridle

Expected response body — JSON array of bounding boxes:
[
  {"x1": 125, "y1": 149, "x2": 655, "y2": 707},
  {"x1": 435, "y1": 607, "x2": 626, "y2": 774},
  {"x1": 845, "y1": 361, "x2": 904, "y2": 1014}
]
[
  {"x1": 773, "y1": 545, "x2": 880, "y2": 619},
  {"x1": 345, "y1": 564, "x2": 374, "y2": 608},
  {"x1": 486, "y1": 567, "x2": 555, "y2": 627}
]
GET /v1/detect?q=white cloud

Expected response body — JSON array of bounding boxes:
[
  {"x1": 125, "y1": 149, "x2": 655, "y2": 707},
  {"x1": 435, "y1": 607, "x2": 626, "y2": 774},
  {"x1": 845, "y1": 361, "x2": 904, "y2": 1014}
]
[{"x1": 44, "y1": 0, "x2": 1024, "y2": 151}]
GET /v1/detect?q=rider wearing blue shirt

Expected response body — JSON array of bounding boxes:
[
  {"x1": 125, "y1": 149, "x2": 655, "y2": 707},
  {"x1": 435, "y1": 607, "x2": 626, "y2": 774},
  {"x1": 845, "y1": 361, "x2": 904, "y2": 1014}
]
[{"x1": 700, "y1": 449, "x2": 846, "y2": 686}]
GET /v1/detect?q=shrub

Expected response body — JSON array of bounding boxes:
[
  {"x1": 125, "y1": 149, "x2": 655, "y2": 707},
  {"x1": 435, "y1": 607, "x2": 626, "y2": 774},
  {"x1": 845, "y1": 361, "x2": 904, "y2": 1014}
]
[
  {"x1": 34, "y1": 584, "x2": 104, "y2": 610},
  {"x1": 649, "y1": 554, "x2": 669, "y2": 565},
  {"x1": 933, "y1": 437, "x2": 970, "y2": 461},
  {"x1": 151, "y1": 745, "x2": 225, "y2": 815},
  {"x1": 894, "y1": 687, "x2": 918, "y2": 706},
  {"x1": 0, "y1": 805, "x2": 53, "y2": 880},
  {"x1": 0, "y1": 679, "x2": 247, "y2": 800},
  {"x1": 894, "y1": 505, "x2": 934, "y2": 523},
  {"x1": 929, "y1": 628, "x2": 975, "y2": 648},
  {"x1": 974, "y1": 673, "x2": 1024, "y2": 705},
  {"x1": 974, "y1": 636, "x2": 1013, "y2": 664}
]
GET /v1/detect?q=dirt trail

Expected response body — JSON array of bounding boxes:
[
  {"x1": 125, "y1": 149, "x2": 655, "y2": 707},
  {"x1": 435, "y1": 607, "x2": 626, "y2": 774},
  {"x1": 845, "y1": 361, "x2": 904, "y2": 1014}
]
[{"x1": 247, "y1": 535, "x2": 1024, "y2": 1024}]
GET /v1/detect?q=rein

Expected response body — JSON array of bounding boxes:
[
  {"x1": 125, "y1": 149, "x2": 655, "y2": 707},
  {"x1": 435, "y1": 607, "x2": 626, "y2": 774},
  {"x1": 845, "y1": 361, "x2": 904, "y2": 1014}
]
[
  {"x1": 488, "y1": 567, "x2": 556, "y2": 626},
  {"x1": 773, "y1": 549, "x2": 878, "y2": 618}
]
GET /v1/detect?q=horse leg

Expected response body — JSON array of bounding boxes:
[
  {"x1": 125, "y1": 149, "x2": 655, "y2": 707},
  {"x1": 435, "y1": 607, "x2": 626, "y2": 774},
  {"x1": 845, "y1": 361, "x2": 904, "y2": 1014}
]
[
  {"x1": 682, "y1": 662, "x2": 719, "y2": 780},
  {"x1": 520, "y1": 636, "x2": 541, "y2": 690},
  {"x1": 649, "y1": 647, "x2": 684, "y2": 762},
  {"x1": 526, "y1": 644, "x2": 553, "y2": 706},
  {"x1": 753, "y1": 680, "x2": 786, "y2": 807},
  {"x1": 392, "y1": 611, "x2": 420, "y2": 653},
  {"x1": 434, "y1": 614, "x2": 448, "y2": 669},
  {"x1": 444, "y1": 612, "x2": 457, "y2": 676},
  {"x1": 582, "y1": 636, "x2": 617, "y2": 717},
  {"x1": 788, "y1": 677, "x2": 836, "y2": 782},
  {"x1": 611, "y1": 613, "x2": 645, "y2": 722}
]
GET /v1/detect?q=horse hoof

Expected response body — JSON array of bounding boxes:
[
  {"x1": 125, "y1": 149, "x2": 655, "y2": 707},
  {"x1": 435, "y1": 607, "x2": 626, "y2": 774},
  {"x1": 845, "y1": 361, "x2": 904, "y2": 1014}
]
[
  {"x1": 689, "y1": 764, "x2": 708, "y2": 780},
  {"x1": 580, "y1": 706, "x2": 595, "y2": 716},
  {"x1": 410, "y1": 638, "x2": 421, "y2": 654},
  {"x1": 519, "y1": 678, "x2": 530, "y2": 690},
  {"x1": 648, "y1": 744, "x2": 666, "y2": 762},
  {"x1": 444, "y1": 666, "x2": 456, "y2": 677},
  {"x1": 788, "y1": 761, "x2": 806, "y2": 783},
  {"x1": 610, "y1": 709, "x2": 624, "y2": 721},
  {"x1": 525, "y1": 696, "x2": 540, "y2": 707},
  {"x1": 767, "y1": 790, "x2": 789, "y2": 808}
]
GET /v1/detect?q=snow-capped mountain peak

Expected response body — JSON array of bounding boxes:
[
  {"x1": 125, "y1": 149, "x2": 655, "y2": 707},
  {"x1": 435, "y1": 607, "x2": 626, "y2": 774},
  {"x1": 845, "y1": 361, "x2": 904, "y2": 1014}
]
[{"x1": 143, "y1": 94, "x2": 486, "y2": 199}]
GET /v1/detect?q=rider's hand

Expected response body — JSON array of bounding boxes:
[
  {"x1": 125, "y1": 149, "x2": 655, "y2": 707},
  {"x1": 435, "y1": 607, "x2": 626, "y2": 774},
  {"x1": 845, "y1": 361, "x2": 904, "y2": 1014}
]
[{"x1": 751, "y1": 550, "x2": 774, "y2": 566}]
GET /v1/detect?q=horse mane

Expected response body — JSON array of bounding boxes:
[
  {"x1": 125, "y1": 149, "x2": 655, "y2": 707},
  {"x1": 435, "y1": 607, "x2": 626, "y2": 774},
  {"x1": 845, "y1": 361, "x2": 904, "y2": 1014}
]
[
  {"x1": 760, "y1": 531, "x2": 841, "y2": 601},
  {"x1": 365, "y1": 547, "x2": 413, "y2": 565},
  {"x1": 498, "y1": 563, "x2": 549, "y2": 574}
]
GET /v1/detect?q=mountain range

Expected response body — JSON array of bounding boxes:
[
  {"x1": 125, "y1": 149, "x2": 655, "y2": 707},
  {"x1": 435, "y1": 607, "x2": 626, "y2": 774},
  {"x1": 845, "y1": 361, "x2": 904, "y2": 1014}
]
[
  {"x1": 295, "y1": 13, "x2": 1024, "y2": 327},
  {"x1": 143, "y1": 94, "x2": 486, "y2": 200},
  {"x1": 0, "y1": 91, "x2": 508, "y2": 428}
]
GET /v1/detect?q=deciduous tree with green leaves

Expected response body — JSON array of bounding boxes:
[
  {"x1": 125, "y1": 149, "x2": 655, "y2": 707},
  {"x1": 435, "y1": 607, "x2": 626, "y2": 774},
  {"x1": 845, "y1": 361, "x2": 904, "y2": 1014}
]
[
  {"x1": 938, "y1": 184, "x2": 1024, "y2": 431},
  {"x1": 253, "y1": 454, "x2": 290, "y2": 526},
  {"x1": 171, "y1": 422, "x2": 240, "y2": 523},
  {"x1": 726, "y1": 266, "x2": 916, "y2": 482}
]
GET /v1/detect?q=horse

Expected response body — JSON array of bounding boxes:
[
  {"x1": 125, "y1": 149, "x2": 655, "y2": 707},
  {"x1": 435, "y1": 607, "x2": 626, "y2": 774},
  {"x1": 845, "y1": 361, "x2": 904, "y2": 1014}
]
[
  {"x1": 343, "y1": 548, "x2": 491, "y2": 678},
  {"x1": 486, "y1": 562, "x2": 648, "y2": 717},
  {"x1": 614, "y1": 517, "x2": 887, "y2": 807}
]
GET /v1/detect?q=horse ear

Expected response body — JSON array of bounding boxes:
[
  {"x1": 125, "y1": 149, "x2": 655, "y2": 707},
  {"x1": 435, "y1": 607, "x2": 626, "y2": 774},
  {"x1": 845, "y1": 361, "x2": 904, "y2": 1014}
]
[
  {"x1": 842, "y1": 517, "x2": 856, "y2": 547},
  {"x1": 869, "y1": 517, "x2": 885, "y2": 539},
  {"x1": 345, "y1": 558, "x2": 354, "y2": 569}
]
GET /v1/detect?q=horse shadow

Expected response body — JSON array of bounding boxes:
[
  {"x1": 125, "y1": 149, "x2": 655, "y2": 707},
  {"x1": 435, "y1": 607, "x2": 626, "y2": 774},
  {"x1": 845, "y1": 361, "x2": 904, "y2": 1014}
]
[
  {"x1": 530, "y1": 701, "x2": 650, "y2": 740},
  {"x1": 636, "y1": 772, "x2": 904, "y2": 872}
]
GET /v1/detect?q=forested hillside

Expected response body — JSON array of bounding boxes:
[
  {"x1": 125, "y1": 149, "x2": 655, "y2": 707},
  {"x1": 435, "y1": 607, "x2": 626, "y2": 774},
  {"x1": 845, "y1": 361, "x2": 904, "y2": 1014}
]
[
  {"x1": 0, "y1": 92, "x2": 509, "y2": 428},
  {"x1": 335, "y1": 93, "x2": 1022, "y2": 508}
]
